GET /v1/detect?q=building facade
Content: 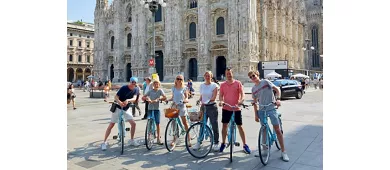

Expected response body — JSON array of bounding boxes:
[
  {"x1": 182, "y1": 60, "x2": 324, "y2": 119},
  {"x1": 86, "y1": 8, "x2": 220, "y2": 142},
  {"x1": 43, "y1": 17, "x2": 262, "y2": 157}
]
[
  {"x1": 67, "y1": 21, "x2": 95, "y2": 82},
  {"x1": 94, "y1": 0, "x2": 311, "y2": 82},
  {"x1": 305, "y1": 0, "x2": 323, "y2": 72}
]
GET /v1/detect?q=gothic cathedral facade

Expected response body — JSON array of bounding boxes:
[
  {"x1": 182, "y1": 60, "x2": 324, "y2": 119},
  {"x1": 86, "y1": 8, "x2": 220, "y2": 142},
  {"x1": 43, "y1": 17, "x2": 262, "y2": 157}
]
[{"x1": 94, "y1": 0, "x2": 314, "y2": 82}]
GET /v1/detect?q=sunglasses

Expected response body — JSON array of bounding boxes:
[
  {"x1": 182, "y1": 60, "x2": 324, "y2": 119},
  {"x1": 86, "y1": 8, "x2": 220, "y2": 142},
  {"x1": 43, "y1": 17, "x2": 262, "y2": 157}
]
[
  {"x1": 176, "y1": 78, "x2": 183, "y2": 81},
  {"x1": 131, "y1": 81, "x2": 137, "y2": 84},
  {"x1": 249, "y1": 74, "x2": 256, "y2": 79}
]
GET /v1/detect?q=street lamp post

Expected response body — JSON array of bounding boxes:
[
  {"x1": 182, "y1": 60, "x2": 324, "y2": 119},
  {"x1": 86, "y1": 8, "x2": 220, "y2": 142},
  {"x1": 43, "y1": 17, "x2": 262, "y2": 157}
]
[{"x1": 140, "y1": 0, "x2": 167, "y2": 77}]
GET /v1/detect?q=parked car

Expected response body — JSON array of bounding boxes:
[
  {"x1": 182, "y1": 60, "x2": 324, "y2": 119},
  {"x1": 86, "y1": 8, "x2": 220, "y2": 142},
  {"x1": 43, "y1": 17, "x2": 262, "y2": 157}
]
[{"x1": 272, "y1": 79, "x2": 303, "y2": 99}]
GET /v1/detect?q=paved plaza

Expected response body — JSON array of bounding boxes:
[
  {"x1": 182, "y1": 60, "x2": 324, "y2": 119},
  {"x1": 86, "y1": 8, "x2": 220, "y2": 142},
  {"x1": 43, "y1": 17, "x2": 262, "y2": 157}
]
[{"x1": 67, "y1": 85, "x2": 323, "y2": 170}]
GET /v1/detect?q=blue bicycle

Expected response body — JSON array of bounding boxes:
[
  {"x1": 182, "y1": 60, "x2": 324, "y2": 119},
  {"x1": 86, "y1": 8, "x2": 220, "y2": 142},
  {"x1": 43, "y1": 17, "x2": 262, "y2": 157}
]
[
  {"x1": 164, "y1": 101, "x2": 195, "y2": 152},
  {"x1": 257, "y1": 103, "x2": 284, "y2": 165},
  {"x1": 185, "y1": 101, "x2": 214, "y2": 158},
  {"x1": 223, "y1": 103, "x2": 249, "y2": 162},
  {"x1": 109, "y1": 102, "x2": 133, "y2": 155},
  {"x1": 145, "y1": 109, "x2": 157, "y2": 150}
]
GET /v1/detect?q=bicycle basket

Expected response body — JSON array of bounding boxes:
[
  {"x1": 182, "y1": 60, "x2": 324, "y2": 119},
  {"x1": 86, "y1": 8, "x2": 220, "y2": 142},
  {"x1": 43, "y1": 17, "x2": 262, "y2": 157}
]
[
  {"x1": 188, "y1": 107, "x2": 200, "y2": 122},
  {"x1": 164, "y1": 108, "x2": 179, "y2": 118}
]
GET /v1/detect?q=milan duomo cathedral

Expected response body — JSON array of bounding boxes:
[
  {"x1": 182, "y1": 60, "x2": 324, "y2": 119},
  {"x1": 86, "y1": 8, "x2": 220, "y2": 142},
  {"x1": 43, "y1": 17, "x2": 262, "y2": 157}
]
[{"x1": 93, "y1": 0, "x2": 322, "y2": 82}]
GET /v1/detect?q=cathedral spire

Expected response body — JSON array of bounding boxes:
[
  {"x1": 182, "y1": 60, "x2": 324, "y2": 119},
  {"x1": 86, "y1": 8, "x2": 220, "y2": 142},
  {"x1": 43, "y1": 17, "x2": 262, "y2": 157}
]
[{"x1": 96, "y1": 0, "x2": 108, "y2": 10}]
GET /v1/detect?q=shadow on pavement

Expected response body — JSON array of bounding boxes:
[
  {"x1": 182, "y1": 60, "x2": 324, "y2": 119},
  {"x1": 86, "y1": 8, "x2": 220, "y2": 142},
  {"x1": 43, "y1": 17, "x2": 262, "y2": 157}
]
[{"x1": 68, "y1": 124, "x2": 323, "y2": 170}]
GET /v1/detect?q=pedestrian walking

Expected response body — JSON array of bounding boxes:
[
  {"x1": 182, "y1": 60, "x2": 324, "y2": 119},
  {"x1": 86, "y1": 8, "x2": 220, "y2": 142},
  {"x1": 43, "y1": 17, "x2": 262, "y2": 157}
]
[{"x1": 142, "y1": 77, "x2": 152, "y2": 120}]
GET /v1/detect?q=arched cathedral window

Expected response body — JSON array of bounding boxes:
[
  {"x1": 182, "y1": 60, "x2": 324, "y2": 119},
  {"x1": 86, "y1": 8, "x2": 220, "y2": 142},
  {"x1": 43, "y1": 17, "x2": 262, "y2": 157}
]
[
  {"x1": 189, "y1": 0, "x2": 197, "y2": 8},
  {"x1": 155, "y1": 4, "x2": 162, "y2": 22},
  {"x1": 111, "y1": 36, "x2": 115, "y2": 50},
  {"x1": 311, "y1": 26, "x2": 319, "y2": 67},
  {"x1": 216, "y1": 17, "x2": 225, "y2": 35},
  {"x1": 127, "y1": 33, "x2": 132, "y2": 48},
  {"x1": 189, "y1": 22, "x2": 196, "y2": 39}
]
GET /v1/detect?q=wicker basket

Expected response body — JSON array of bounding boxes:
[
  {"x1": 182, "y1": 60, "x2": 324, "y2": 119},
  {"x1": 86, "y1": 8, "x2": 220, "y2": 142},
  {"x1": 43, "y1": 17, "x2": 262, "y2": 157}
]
[
  {"x1": 164, "y1": 108, "x2": 179, "y2": 118},
  {"x1": 188, "y1": 107, "x2": 200, "y2": 122}
]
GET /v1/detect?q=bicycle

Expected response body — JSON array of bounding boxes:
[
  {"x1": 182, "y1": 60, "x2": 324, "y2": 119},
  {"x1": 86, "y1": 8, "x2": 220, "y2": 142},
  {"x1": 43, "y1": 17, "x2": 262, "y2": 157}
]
[
  {"x1": 223, "y1": 103, "x2": 250, "y2": 163},
  {"x1": 256, "y1": 103, "x2": 284, "y2": 165},
  {"x1": 164, "y1": 100, "x2": 195, "y2": 152},
  {"x1": 144, "y1": 98, "x2": 165, "y2": 150},
  {"x1": 185, "y1": 101, "x2": 215, "y2": 158},
  {"x1": 108, "y1": 101, "x2": 133, "y2": 155}
]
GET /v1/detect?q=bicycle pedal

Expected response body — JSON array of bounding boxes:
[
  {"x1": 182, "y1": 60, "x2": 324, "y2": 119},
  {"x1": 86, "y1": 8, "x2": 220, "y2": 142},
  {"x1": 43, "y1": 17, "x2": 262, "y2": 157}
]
[
  {"x1": 125, "y1": 128, "x2": 130, "y2": 131},
  {"x1": 235, "y1": 142, "x2": 240, "y2": 146},
  {"x1": 113, "y1": 136, "x2": 118, "y2": 139}
]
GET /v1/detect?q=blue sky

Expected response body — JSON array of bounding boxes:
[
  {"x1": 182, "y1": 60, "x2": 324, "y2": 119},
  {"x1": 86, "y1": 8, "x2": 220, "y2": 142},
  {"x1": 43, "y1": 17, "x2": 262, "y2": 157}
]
[{"x1": 67, "y1": 0, "x2": 113, "y2": 23}]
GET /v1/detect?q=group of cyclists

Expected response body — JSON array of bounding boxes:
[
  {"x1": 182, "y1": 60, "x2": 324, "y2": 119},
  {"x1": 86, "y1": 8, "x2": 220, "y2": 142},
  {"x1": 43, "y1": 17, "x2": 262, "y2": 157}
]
[{"x1": 100, "y1": 68, "x2": 289, "y2": 162}]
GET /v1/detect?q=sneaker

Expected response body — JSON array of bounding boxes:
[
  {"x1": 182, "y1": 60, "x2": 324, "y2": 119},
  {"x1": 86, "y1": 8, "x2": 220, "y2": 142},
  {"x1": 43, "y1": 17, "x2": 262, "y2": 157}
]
[
  {"x1": 281, "y1": 152, "x2": 289, "y2": 162},
  {"x1": 192, "y1": 142, "x2": 201, "y2": 150},
  {"x1": 129, "y1": 139, "x2": 140, "y2": 147},
  {"x1": 101, "y1": 142, "x2": 108, "y2": 151},
  {"x1": 212, "y1": 144, "x2": 219, "y2": 152},
  {"x1": 219, "y1": 143, "x2": 226, "y2": 152},
  {"x1": 243, "y1": 144, "x2": 251, "y2": 154}
]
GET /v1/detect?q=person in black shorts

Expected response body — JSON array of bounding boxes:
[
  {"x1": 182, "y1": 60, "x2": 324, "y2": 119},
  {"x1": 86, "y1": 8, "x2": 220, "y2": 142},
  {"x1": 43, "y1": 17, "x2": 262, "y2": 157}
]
[{"x1": 218, "y1": 68, "x2": 251, "y2": 154}]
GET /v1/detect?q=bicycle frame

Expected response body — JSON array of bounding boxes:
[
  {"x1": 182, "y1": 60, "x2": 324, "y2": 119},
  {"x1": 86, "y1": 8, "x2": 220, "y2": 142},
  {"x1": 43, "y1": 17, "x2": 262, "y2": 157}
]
[
  {"x1": 197, "y1": 107, "x2": 212, "y2": 144},
  {"x1": 117, "y1": 108, "x2": 126, "y2": 139},
  {"x1": 227, "y1": 111, "x2": 237, "y2": 146},
  {"x1": 148, "y1": 110, "x2": 157, "y2": 134},
  {"x1": 259, "y1": 107, "x2": 277, "y2": 146}
]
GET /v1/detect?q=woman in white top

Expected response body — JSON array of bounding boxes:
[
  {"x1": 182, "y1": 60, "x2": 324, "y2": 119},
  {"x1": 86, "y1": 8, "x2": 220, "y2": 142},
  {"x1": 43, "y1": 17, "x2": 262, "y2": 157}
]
[{"x1": 194, "y1": 71, "x2": 220, "y2": 151}]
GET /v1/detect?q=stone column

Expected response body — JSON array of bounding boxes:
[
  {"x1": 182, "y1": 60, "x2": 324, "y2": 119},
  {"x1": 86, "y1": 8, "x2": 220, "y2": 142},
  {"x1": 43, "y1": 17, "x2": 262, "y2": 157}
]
[
  {"x1": 197, "y1": 0, "x2": 211, "y2": 81},
  {"x1": 73, "y1": 70, "x2": 77, "y2": 82},
  {"x1": 82, "y1": 69, "x2": 85, "y2": 81},
  {"x1": 233, "y1": 0, "x2": 259, "y2": 81}
]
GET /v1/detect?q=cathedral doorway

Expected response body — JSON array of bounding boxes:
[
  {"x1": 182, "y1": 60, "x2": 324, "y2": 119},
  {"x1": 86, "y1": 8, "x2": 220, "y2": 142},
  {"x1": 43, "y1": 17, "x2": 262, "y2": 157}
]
[
  {"x1": 68, "y1": 68, "x2": 74, "y2": 82},
  {"x1": 188, "y1": 58, "x2": 198, "y2": 81},
  {"x1": 126, "y1": 63, "x2": 132, "y2": 82},
  {"x1": 110, "y1": 64, "x2": 114, "y2": 82},
  {"x1": 155, "y1": 51, "x2": 164, "y2": 81},
  {"x1": 216, "y1": 56, "x2": 226, "y2": 80}
]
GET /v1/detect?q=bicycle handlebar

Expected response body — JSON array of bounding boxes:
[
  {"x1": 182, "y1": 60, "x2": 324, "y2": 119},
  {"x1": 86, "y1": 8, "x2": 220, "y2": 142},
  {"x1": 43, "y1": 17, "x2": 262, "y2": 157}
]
[
  {"x1": 222, "y1": 103, "x2": 250, "y2": 109},
  {"x1": 108, "y1": 101, "x2": 134, "y2": 108},
  {"x1": 196, "y1": 100, "x2": 216, "y2": 106}
]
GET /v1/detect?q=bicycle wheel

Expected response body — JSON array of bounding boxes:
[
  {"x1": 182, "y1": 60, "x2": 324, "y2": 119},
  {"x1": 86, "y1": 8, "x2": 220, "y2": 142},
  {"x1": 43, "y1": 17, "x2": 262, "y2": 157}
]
[
  {"x1": 185, "y1": 122, "x2": 213, "y2": 159},
  {"x1": 145, "y1": 119, "x2": 155, "y2": 150},
  {"x1": 258, "y1": 126, "x2": 271, "y2": 165},
  {"x1": 165, "y1": 119, "x2": 180, "y2": 152},
  {"x1": 120, "y1": 120, "x2": 125, "y2": 154}
]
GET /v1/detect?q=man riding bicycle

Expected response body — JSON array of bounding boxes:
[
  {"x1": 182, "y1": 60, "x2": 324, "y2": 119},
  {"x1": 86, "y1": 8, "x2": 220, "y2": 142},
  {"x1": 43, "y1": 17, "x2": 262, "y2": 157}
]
[
  {"x1": 219, "y1": 68, "x2": 251, "y2": 154},
  {"x1": 101, "y1": 77, "x2": 141, "y2": 150},
  {"x1": 248, "y1": 70, "x2": 289, "y2": 161}
]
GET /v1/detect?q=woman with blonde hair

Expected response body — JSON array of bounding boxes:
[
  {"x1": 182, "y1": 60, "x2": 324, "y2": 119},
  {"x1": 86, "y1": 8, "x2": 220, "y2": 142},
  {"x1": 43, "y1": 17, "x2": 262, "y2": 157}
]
[{"x1": 167, "y1": 74, "x2": 190, "y2": 147}]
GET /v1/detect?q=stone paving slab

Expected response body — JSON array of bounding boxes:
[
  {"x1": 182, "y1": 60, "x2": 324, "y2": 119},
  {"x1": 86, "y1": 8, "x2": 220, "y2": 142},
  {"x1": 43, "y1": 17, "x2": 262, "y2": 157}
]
[{"x1": 68, "y1": 90, "x2": 323, "y2": 169}]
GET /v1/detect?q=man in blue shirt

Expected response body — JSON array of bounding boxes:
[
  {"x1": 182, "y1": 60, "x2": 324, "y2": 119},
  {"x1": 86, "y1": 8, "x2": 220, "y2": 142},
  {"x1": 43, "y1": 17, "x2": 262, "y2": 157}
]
[{"x1": 101, "y1": 77, "x2": 141, "y2": 150}]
